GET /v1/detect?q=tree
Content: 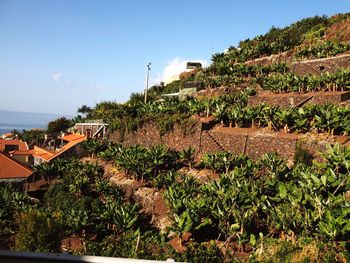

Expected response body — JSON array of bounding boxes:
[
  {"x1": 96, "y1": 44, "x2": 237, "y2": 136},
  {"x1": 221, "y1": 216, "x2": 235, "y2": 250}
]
[
  {"x1": 77, "y1": 105, "x2": 93, "y2": 118},
  {"x1": 47, "y1": 117, "x2": 72, "y2": 134},
  {"x1": 14, "y1": 210, "x2": 62, "y2": 252}
]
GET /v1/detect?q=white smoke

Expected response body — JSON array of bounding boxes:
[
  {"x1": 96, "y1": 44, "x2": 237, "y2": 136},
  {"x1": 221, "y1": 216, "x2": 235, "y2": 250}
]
[{"x1": 160, "y1": 57, "x2": 207, "y2": 85}]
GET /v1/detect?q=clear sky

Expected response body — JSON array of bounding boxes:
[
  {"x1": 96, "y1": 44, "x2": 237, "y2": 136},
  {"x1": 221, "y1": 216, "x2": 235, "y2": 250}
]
[{"x1": 0, "y1": 0, "x2": 349, "y2": 115}]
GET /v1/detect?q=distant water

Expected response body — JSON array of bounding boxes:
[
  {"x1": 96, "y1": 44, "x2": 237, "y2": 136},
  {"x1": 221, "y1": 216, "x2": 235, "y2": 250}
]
[{"x1": 0, "y1": 110, "x2": 71, "y2": 135}]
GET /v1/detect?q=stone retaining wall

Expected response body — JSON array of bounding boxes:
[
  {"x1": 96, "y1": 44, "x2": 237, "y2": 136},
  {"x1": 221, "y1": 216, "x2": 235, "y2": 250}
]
[
  {"x1": 248, "y1": 92, "x2": 350, "y2": 108},
  {"x1": 206, "y1": 129, "x2": 297, "y2": 160},
  {"x1": 245, "y1": 53, "x2": 350, "y2": 75},
  {"x1": 110, "y1": 122, "x2": 300, "y2": 161},
  {"x1": 246, "y1": 134, "x2": 297, "y2": 160},
  {"x1": 109, "y1": 121, "x2": 203, "y2": 152},
  {"x1": 291, "y1": 53, "x2": 350, "y2": 75}
]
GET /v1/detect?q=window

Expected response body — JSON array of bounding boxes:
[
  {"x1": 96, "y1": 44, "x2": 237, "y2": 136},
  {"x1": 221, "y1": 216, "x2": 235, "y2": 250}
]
[{"x1": 4, "y1": 145, "x2": 19, "y2": 152}]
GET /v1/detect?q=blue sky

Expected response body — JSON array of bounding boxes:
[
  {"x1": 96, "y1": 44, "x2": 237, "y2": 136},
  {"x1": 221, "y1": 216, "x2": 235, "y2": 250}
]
[{"x1": 0, "y1": 0, "x2": 349, "y2": 115}]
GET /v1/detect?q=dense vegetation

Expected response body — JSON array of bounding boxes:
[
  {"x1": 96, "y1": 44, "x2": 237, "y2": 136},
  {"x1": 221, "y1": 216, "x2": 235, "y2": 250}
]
[
  {"x1": 211, "y1": 13, "x2": 349, "y2": 64},
  {"x1": 88, "y1": 88, "x2": 254, "y2": 136},
  {"x1": 3, "y1": 12, "x2": 350, "y2": 262},
  {"x1": 0, "y1": 156, "x2": 223, "y2": 261},
  {"x1": 212, "y1": 103, "x2": 350, "y2": 135},
  {"x1": 3, "y1": 142, "x2": 350, "y2": 261},
  {"x1": 87, "y1": 89, "x2": 350, "y2": 137},
  {"x1": 294, "y1": 41, "x2": 350, "y2": 60},
  {"x1": 11, "y1": 129, "x2": 46, "y2": 145},
  {"x1": 76, "y1": 13, "x2": 350, "y2": 136},
  {"x1": 258, "y1": 68, "x2": 350, "y2": 93}
]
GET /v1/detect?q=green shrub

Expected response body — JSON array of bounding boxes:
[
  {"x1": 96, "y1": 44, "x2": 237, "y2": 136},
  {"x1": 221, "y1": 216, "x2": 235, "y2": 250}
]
[
  {"x1": 14, "y1": 210, "x2": 62, "y2": 252},
  {"x1": 294, "y1": 143, "x2": 314, "y2": 166}
]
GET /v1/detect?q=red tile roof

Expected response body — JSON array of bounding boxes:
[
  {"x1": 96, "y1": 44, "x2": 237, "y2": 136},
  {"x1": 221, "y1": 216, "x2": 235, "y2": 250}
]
[
  {"x1": 59, "y1": 133, "x2": 86, "y2": 143},
  {"x1": 2, "y1": 133, "x2": 13, "y2": 139},
  {"x1": 9, "y1": 149, "x2": 34, "y2": 155},
  {"x1": 0, "y1": 152, "x2": 33, "y2": 179},
  {"x1": 32, "y1": 146, "x2": 54, "y2": 161},
  {"x1": 0, "y1": 139, "x2": 28, "y2": 151},
  {"x1": 33, "y1": 134, "x2": 86, "y2": 162}
]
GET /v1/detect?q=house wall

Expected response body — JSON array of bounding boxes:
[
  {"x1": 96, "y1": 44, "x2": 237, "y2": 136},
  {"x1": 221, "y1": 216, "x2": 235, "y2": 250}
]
[
  {"x1": 74, "y1": 124, "x2": 107, "y2": 139},
  {"x1": 11, "y1": 155, "x2": 33, "y2": 167}
]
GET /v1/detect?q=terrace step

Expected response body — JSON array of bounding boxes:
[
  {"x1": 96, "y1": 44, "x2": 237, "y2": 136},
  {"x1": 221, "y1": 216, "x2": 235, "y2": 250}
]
[
  {"x1": 292, "y1": 96, "x2": 314, "y2": 108},
  {"x1": 204, "y1": 130, "x2": 225, "y2": 152},
  {"x1": 248, "y1": 91, "x2": 350, "y2": 108}
]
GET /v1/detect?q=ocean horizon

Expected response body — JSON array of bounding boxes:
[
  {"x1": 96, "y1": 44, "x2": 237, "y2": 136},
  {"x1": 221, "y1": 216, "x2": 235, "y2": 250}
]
[{"x1": 0, "y1": 110, "x2": 72, "y2": 135}]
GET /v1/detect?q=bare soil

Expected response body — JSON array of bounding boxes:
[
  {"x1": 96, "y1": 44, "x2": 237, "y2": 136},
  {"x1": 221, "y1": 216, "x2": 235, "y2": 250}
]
[
  {"x1": 178, "y1": 167, "x2": 219, "y2": 182},
  {"x1": 325, "y1": 19, "x2": 350, "y2": 42},
  {"x1": 60, "y1": 234, "x2": 83, "y2": 253}
]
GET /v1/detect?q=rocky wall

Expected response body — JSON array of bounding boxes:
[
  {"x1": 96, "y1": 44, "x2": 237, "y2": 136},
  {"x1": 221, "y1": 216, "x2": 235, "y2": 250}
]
[
  {"x1": 208, "y1": 131, "x2": 248, "y2": 154},
  {"x1": 248, "y1": 92, "x2": 350, "y2": 108},
  {"x1": 109, "y1": 122, "x2": 330, "y2": 162},
  {"x1": 198, "y1": 130, "x2": 223, "y2": 155},
  {"x1": 205, "y1": 129, "x2": 297, "y2": 161},
  {"x1": 246, "y1": 134, "x2": 297, "y2": 160},
  {"x1": 245, "y1": 53, "x2": 350, "y2": 75},
  {"x1": 109, "y1": 121, "x2": 203, "y2": 152},
  {"x1": 291, "y1": 53, "x2": 350, "y2": 75}
]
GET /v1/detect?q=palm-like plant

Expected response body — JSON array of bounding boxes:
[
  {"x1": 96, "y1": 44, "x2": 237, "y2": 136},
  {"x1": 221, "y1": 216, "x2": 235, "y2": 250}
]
[{"x1": 179, "y1": 147, "x2": 196, "y2": 169}]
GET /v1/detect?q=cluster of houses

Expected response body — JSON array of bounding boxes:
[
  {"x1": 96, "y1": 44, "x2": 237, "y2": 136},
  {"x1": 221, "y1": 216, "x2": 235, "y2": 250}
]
[{"x1": 0, "y1": 120, "x2": 108, "y2": 192}]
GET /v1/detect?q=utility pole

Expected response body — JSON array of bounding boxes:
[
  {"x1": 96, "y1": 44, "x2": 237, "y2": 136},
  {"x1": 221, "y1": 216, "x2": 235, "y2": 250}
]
[{"x1": 144, "y1": 62, "x2": 151, "y2": 103}]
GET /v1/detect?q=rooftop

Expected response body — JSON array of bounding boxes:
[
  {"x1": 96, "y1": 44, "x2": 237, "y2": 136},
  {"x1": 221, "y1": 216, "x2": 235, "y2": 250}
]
[
  {"x1": 0, "y1": 152, "x2": 33, "y2": 180},
  {"x1": 59, "y1": 133, "x2": 86, "y2": 143},
  {"x1": 34, "y1": 133, "x2": 86, "y2": 162},
  {"x1": 9, "y1": 149, "x2": 34, "y2": 155},
  {"x1": 0, "y1": 139, "x2": 28, "y2": 152},
  {"x1": 33, "y1": 146, "x2": 54, "y2": 161}
]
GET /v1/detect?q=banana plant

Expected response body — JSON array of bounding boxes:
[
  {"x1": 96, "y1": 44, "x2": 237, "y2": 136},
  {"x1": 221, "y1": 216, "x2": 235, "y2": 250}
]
[{"x1": 179, "y1": 147, "x2": 195, "y2": 169}]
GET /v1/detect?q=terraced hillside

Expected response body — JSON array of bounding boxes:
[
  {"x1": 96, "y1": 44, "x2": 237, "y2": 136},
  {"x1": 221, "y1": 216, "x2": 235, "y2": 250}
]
[{"x1": 2, "y1": 13, "x2": 350, "y2": 262}]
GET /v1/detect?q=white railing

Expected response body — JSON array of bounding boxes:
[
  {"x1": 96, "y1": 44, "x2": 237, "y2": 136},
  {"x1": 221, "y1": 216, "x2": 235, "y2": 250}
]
[{"x1": 0, "y1": 250, "x2": 176, "y2": 263}]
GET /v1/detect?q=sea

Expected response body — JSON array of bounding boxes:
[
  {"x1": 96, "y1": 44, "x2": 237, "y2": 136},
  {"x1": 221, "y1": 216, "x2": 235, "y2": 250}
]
[{"x1": 0, "y1": 110, "x2": 71, "y2": 135}]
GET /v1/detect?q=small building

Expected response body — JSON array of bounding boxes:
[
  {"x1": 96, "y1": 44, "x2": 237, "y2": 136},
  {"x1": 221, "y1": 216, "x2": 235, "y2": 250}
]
[
  {"x1": 33, "y1": 133, "x2": 86, "y2": 165},
  {"x1": 0, "y1": 152, "x2": 33, "y2": 188},
  {"x1": 73, "y1": 120, "x2": 108, "y2": 139},
  {"x1": 9, "y1": 149, "x2": 34, "y2": 167},
  {"x1": 0, "y1": 138, "x2": 28, "y2": 153},
  {"x1": 186, "y1": 62, "x2": 202, "y2": 70},
  {"x1": 2, "y1": 132, "x2": 14, "y2": 139}
]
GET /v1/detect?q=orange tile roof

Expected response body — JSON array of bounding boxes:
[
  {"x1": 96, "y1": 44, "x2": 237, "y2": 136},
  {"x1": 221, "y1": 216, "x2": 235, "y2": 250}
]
[
  {"x1": 0, "y1": 139, "x2": 28, "y2": 151},
  {"x1": 9, "y1": 149, "x2": 34, "y2": 155},
  {"x1": 0, "y1": 152, "x2": 33, "y2": 179},
  {"x1": 32, "y1": 146, "x2": 54, "y2": 161},
  {"x1": 59, "y1": 133, "x2": 86, "y2": 143},
  {"x1": 33, "y1": 134, "x2": 86, "y2": 162},
  {"x1": 2, "y1": 133, "x2": 13, "y2": 138},
  {"x1": 48, "y1": 140, "x2": 81, "y2": 161}
]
